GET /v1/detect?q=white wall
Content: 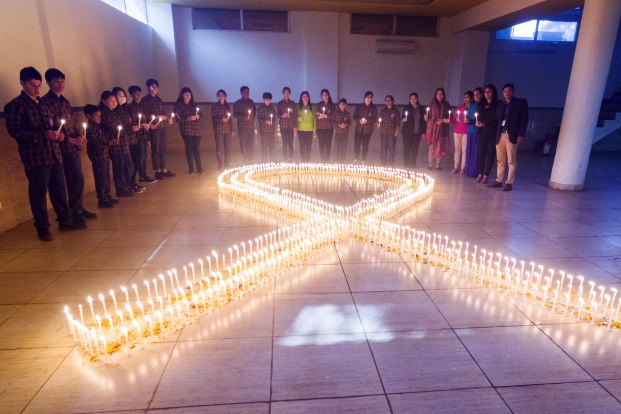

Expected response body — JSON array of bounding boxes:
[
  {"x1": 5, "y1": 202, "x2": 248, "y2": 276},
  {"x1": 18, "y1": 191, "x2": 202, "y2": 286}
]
[
  {"x1": 0, "y1": 0, "x2": 155, "y2": 106},
  {"x1": 172, "y1": 7, "x2": 488, "y2": 105}
]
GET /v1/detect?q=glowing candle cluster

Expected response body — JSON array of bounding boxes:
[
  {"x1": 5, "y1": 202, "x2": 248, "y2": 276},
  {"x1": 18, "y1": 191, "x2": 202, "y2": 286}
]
[{"x1": 63, "y1": 163, "x2": 621, "y2": 362}]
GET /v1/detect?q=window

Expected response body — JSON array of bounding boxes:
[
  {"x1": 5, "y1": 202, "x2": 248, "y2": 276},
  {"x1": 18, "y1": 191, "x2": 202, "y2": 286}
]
[
  {"x1": 193, "y1": 8, "x2": 288, "y2": 32},
  {"x1": 99, "y1": 0, "x2": 147, "y2": 24},
  {"x1": 351, "y1": 13, "x2": 437, "y2": 37},
  {"x1": 496, "y1": 19, "x2": 578, "y2": 42}
]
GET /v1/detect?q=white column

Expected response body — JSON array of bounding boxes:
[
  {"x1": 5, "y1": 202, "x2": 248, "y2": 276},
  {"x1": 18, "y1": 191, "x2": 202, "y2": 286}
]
[{"x1": 549, "y1": 0, "x2": 621, "y2": 191}]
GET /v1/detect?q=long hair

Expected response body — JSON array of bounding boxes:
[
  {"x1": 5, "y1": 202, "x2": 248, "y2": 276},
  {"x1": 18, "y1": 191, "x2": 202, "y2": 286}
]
[
  {"x1": 320, "y1": 89, "x2": 333, "y2": 104},
  {"x1": 432, "y1": 87, "x2": 446, "y2": 104},
  {"x1": 299, "y1": 91, "x2": 311, "y2": 107},
  {"x1": 484, "y1": 84, "x2": 498, "y2": 103},
  {"x1": 177, "y1": 87, "x2": 195, "y2": 106}
]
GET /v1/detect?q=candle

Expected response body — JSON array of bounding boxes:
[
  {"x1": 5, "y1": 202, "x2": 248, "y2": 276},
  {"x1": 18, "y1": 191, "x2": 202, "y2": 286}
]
[
  {"x1": 322, "y1": 106, "x2": 325, "y2": 115},
  {"x1": 456, "y1": 110, "x2": 460, "y2": 120},
  {"x1": 475, "y1": 112, "x2": 479, "y2": 123},
  {"x1": 226, "y1": 112, "x2": 231, "y2": 119},
  {"x1": 247, "y1": 109, "x2": 251, "y2": 119},
  {"x1": 87, "y1": 296, "x2": 95, "y2": 323},
  {"x1": 116, "y1": 125, "x2": 122, "y2": 140},
  {"x1": 448, "y1": 110, "x2": 451, "y2": 120},
  {"x1": 147, "y1": 115, "x2": 156, "y2": 126},
  {"x1": 195, "y1": 107, "x2": 200, "y2": 116},
  {"x1": 155, "y1": 117, "x2": 163, "y2": 128},
  {"x1": 404, "y1": 110, "x2": 408, "y2": 117},
  {"x1": 138, "y1": 113, "x2": 142, "y2": 127},
  {"x1": 82, "y1": 122, "x2": 87, "y2": 137},
  {"x1": 426, "y1": 107, "x2": 430, "y2": 115},
  {"x1": 270, "y1": 113, "x2": 273, "y2": 123},
  {"x1": 171, "y1": 113, "x2": 175, "y2": 120},
  {"x1": 57, "y1": 119, "x2": 65, "y2": 133}
]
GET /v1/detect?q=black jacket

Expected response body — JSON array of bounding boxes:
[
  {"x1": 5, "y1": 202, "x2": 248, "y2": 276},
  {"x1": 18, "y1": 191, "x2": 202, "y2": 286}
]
[{"x1": 496, "y1": 97, "x2": 528, "y2": 144}]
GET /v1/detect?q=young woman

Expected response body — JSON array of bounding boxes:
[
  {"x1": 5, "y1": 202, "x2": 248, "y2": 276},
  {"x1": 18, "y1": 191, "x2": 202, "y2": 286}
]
[
  {"x1": 465, "y1": 87, "x2": 482, "y2": 177},
  {"x1": 353, "y1": 91, "x2": 378, "y2": 164},
  {"x1": 174, "y1": 87, "x2": 202, "y2": 173},
  {"x1": 378, "y1": 95, "x2": 401, "y2": 166},
  {"x1": 297, "y1": 91, "x2": 315, "y2": 162},
  {"x1": 277, "y1": 87, "x2": 297, "y2": 162},
  {"x1": 475, "y1": 84, "x2": 499, "y2": 184},
  {"x1": 315, "y1": 89, "x2": 335, "y2": 162},
  {"x1": 401, "y1": 93, "x2": 426, "y2": 168},
  {"x1": 451, "y1": 91, "x2": 472, "y2": 174},
  {"x1": 211, "y1": 89, "x2": 232, "y2": 170},
  {"x1": 424, "y1": 88, "x2": 450, "y2": 170},
  {"x1": 114, "y1": 86, "x2": 143, "y2": 191},
  {"x1": 333, "y1": 98, "x2": 351, "y2": 162}
]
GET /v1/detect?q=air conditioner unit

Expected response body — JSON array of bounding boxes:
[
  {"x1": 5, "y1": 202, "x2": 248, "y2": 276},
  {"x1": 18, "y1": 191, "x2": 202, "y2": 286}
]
[{"x1": 376, "y1": 39, "x2": 417, "y2": 54}]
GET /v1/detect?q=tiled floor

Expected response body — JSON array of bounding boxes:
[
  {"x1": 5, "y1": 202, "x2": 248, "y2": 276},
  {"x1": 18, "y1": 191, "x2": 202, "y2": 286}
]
[{"x1": 1, "y1": 145, "x2": 621, "y2": 413}]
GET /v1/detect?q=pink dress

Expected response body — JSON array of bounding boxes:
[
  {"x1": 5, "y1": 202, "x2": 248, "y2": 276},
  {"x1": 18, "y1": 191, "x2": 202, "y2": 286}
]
[{"x1": 425, "y1": 99, "x2": 450, "y2": 158}]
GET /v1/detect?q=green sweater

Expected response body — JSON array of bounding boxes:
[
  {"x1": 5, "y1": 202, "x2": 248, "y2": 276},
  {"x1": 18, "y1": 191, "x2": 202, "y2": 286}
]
[{"x1": 297, "y1": 104, "x2": 315, "y2": 132}]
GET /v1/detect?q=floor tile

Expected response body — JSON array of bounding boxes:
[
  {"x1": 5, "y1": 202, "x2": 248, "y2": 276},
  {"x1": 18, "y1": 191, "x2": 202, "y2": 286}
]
[
  {"x1": 0, "y1": 303, "x2": 76, "y2": 348},
  {"x1": 0, "y1": 248, "x2": 88, "y2": 273},
  {"x1": 272, "y1": 333, "x2": 383, "y2": 400},
  {"x1": 498, "y1": 382, "x2": 621, "y2": 413},
  {"x1": 151, "y1": 338, "x2": 271, "y2": 407},
  {"x1": 456, "y1": 325, "x2": 591, "y2": 386},
  {"x1": 368, "y1": 330, "x2": 490, "y2": 393},
  {"x1": 600, "y1": 379, "x2": 621, "y2": 401},
  {"x1": 275, "y1": 264, "x2": 349, "y2": 294},
  {"x1": 0, "y1": 230, "x2": 42, "y2": 249},
  {"x1": 551, "y1": 236, "x2": 621, "y2": 258},
  {"x1": 165, "y1": 227, "x2": 225, "y2": 246},
  {"x1": 406, "y1": 261, "x2": 481, "y2": 290},
  {"x1": 0, "y1": 271, "x2": 62, "y2": 304},
  {"x1": 336, "y1": 241, "x2": 404, "y2": 264},
  {"x1": 389, "y1": 388, "x2": 510, "y2": 414},
  {"x1": 149, "y1": 403, "x2": 269, "y2": 413},
  {"x1": 99, "y1": 228, "x2": 171, "y2": 247},
  {"x1": 343, "y1": 262, "x2": 422, "y2": 292},
  {"x1": 271, "y1": 395, "x2": 390, "y2": 413},
  {"x1": 71, "y1": 246, "x2": 153, "y2": 271},
  {"x1": 0, "y1": 304, "x2": 23, "y2": 324},
  {"x1": 503, "y1": 238, "x2": 576, "y2": 260}
]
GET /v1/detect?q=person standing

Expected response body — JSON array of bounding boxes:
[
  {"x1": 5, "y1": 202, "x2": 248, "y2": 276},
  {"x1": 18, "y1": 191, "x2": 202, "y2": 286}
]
[
  {"x1": 296, "y1": 91, "x2": 315, "y2": 162},
  {"x1": 353, "y1": 91, "x2": 378, "y2": 164},
  {"x1": 4, "y1": 67, "x2": 85, "y2": 241},
  {"x1": 40, "y1": 68, "x2": 96, "y2": 223},
  {"x1": 333, "y1": 98, "x2": 351, "y2": 163},
  {"x1": 174, "y1": 87, "x2": 203, "y2": 173},
  {"x1": 112, "y1": 87, "x2": 142, "y2": 193},
  {"x1": 257, "y1": 92, "x2": 277, "y2": 162},
  {"x1": 277, "y1": 87, "x2": 297, "y2": 162},
  {"x1": 84, "y1": 105, "x2": 113, "y2": 208},
  {"x1": 378, "y1": 95, "x2": 401, "y2": 166},
  {"x1": 488, "y1": 83, "x2": 528, "y2": 191},
  {"x1": 401, "y1": 93, "x2": 426, "y2": 168},
  {"x1": 127, "y1": 85, "x2": 156, "y2": 183},
  {"x1": 211, "y1": 89, "x2": 232, "y2": 169},
  {"x1": 424, "y1": 88, "x2": 450, "y2": 170},
  {"x1": 464, "y1": 87, "x2": 482, "y2": 177},
  {"x1": 451, "y1": 91, "x2": 472, "y2": 175},
  {"x1": 100, "y1": 91, "x2": 133, "y2": 197},
  {"x1": 475, "y1": 84, "x2": 499, "y2": 185},
  {"x1": 142, "y1": 78, "x2": 175, "y2": 180},
  {"x1": 315, "y1": 89, "x2": 335, "y2": 162},
  {"x1": 233, "y1": 86, "x2": 256, "y2": 163}
]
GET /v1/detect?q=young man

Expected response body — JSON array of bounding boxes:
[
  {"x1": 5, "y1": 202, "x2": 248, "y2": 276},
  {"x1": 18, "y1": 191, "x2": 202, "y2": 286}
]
[
  {"x1": 127, "y1": 85, "x2": 156, "y2": 183},
  {"x1": 277, "y1": 87, "x2": 297, "y2": 162},
  {"x1": 353, "y1": 91, "x2": 378, "y2": 164},
  {"x1": 378, "y1": 95, "x2": 401, "y2": 166},
  {"x1": 333, "y1": 98, "x2": 351, "y2": 163},
  {"x1": 40, "y1": 68, "x2": 96, "y2": 222},
  {"x1": 488, "y1": 83, "x2": 529, "y2": 192},
  {"x1": 256, "y1": 92, "x2": 277, "y2": 162},
  {"x1": 233, "y1": 86, "x2": 256, "y2": 163},
  {"x1": 84, "y1": 105, "x2": 114, "y2": 208},
  {"x1": 4, "y1": 67, "x2": 86, "y2": 241},
  {"x1": 211, "y1": 89, "x2": 232, "y2": 170},
  {"x1": 100, "y1": 91, "x2": 133, "y2": 197},
  {"x1": 142, "y1": 78, "x2": 175, "y2": 180}
]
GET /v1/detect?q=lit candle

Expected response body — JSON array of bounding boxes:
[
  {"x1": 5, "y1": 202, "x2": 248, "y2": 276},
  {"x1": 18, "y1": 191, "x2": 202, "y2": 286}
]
[
  {"x1": 109, "y1": 289, "x2": 119, "y2": 314},
  {"x1": 57, "y1": 119, "x2": 66, "y2": 133},
  {"x1": 116, "y1": 125, "x2": 122, "y2": 140},
  {"x1": 270, "y1": 113, "x2": 274, "y2": 123},
  {"x1": 171, "y1": 112, "x2": 175, "y2": 120},
  {"x1": 87, "y1": 296, "x2": 95, "y2": 323},
  {"x1": 138, "y1": 113, "x2": 142, "y2": 127},
  {"x1": 147, "y1": 114, "x2": 156, "y2": 126},
  {"x1": 226, "y1": 112, "x2": 231, "y2": 119},
  {"x1": 82, "y1": 122, "x2": 87, "y2": 137},
  {"x1": 456, "y1": 110, "x2": 460, "y2": 120},
  {"x1": 195, "y1": 107, "x2": 200, "y2": 116},
  {"x1": 404, "y1": 110, "x2": 408, "y2": 117},
  {"x1": 247, "y1": 109, "x2": 251, "y2": 119},
  {"x1": 475, "y1": 112, "x2": 479, "y2": 123},
  {"x1": 155, "y1": 117, "x2": 163, "y2": 128},
  {"x1": 448, "y1": 110, "x2": 451, "y2": 120},
  {"x1": 322, "y1": 106, "x2": 325, "y2": 115}
]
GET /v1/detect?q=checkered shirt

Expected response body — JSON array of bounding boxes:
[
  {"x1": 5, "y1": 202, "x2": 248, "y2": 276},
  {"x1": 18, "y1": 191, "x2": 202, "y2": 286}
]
[
  {"x1": 353, "y1": 104, "x2": 378, "y2": 134},
  {"x1": 277, "y1": 99, "x2": 297, "y2": 130},
  {"x1": 233, "y1": 98, "x2": 256, "y2": 130},
  {"x1": 256, "y1": 104, "x2": 276, "y2": 134},
  {"x1": 174, "y1": 102, "x2": 202, "y2": 136},
  {"x1": 211, "y1": 102, "x2": 233, "y2": 135},
  {"x1": 39, "y1": 91, "x2": 79, "y2": 154}
]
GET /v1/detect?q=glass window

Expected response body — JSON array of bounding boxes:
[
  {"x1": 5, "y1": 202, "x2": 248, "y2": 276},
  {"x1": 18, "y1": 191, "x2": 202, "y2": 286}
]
[
  {"x1": 193, "y1": 8, "x2": 241, "y2": 30},
  {"x1": 536, "y1": 20, "x2": 577, "y2": 41},
  {"x1": 243, "y1": 10, "x2": 288, "y2": 32},
  {"x1": 125, "y1": 0, "x2": 147, "y2": 24},
  {"x1": 351, "y1": 14, "x2": 393, "y2": 35},
  {"x1": 395, "y1": 16, "x2": 438, "y2": 37}
]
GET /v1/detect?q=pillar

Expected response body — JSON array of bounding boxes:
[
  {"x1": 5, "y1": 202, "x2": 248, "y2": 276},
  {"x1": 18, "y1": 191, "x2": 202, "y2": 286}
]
[{"x1": 549, "y1": 0, "x2": 621, "y2": 191}]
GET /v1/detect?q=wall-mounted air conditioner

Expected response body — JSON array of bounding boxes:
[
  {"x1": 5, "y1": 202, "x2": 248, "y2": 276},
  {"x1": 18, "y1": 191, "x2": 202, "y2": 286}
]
[{"x1": 376, "y1": 39, "x2": 417, "y2": 54}]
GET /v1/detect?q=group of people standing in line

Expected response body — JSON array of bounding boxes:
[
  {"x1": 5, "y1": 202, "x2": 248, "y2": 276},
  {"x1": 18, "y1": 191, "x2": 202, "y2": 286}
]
[{"x1": 4, "y1": 64, "x2": 528, "y2": 242}]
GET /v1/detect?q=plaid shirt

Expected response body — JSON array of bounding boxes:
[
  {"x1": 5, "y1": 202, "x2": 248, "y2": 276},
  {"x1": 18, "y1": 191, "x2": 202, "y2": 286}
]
[
  {"x1": 100, "y1": 106, "x2": 130, "y2": 156},
  {"x1": 277, "y1": 99, "x2": 297, "y2": 130},
  {"x1": 39, "y1": 91, "x2": 79, "y2": 154},
  {"x1": 379, "y1": 106, "x2": 401, "y2": 135},
  {"x1": 126, "y1": 100, "x2": 150, "y2": 142},
  {"x1": 315, "y1": 102, "x2": 335, "y2": 130},
  {"x1": 174, "y1": 102, "x2": 202, "y2": 136},
  {"x1": 86, "y1": 122, "x2": 109, "y2": 162},
  {"x1": 256, "y1": 104, "x2": 276, "y2": 134},
  {"x1": 333, "y1": 109, "x2": 351, "y2": 136},
  {"x1": 142, "y1": 94, "x2": 168, "y2": 129},
  {"x1": 211, "y1": 101, "x2": 233, "y2": 135},
  {"x1": 233, "y1": 98, "x2": 256, "y2": 130},
  {"x1": 116, "y1": 105, "x2": 138, "y2": 145},
  {"x1": 353, "y1": 104, "x2": 378, "y2": 134},
  {"x1": 4, "y1": 92, "x2": 62, "y2": 167}
]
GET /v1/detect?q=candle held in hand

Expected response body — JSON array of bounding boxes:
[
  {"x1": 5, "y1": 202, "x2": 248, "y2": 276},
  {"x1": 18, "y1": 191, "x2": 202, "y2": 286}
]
[
  {"x1": 82, "y1": 122, "x2": 87, "y2": 137},
  {"x1": 117, "y1": 125, "x2": 122, "y2": 139},
  {"x1": 138, "y1": 113, "x2": 142, "y2": 127},
  {"x1": 57, "y1": 119, "x2": 66, "y2": 133}
]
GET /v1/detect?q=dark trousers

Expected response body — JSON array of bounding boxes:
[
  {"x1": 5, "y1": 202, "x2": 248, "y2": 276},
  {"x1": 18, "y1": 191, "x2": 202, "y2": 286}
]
[
  {"x1": 477, "y1": 131, "x2": 496, "y2": 176},
  {"x1": 238, "y1": 127, "x2": 254, "y2": 163},
  {"x1": 403, "y1": 130, "x2": 421, "y2": 167},
  {"x1": 90, "y1": 158, "x2": 111, "y2": 203},
  {"x1": 317, "y1": 129, "x2": 333, "y2": 162},
  {"x1": 334, "y1": 133, "x2": 348, "y2": 162},
  {"x1": 61, "y1": 151, "x2": 85, "y2": 215},
  {"x1": 354, "y1": 131, "x2": 372, "y2": 161},
  {"x1": 214, "y1": 133, "x2": 230, "y2": 169},
  {"x1": 260, "y1": 132, "x2": 275, "y2": 162},
  {"x1": 298, "y1": 131, "x2": 313, "y2": 162},
  {"x1": 181, "y1": 135, "x2": 202, "y2": 172},
  {"x1": 130, "y1": 142, "x2": 145, "y2": 184},
  {"x1": 281, "y1": 129, "x2": 294, "y2": 161},
  {"x1": 25, "y1": 163, "x2": 72, "y2": 230},
  {"x1": 149, "y1": 128, "x2": 166, "y2": 170},
  {"x1": 380, "y1": 133, "x2": 397, "y2": 166},
  {"x1": 110, "y1": 152, "x2": 133, "y2": 194}
]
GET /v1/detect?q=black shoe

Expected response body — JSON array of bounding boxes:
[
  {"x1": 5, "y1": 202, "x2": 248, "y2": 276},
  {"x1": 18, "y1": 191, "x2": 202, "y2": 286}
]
[
  {"x1": 132, "y1": 187, "x2": 144, "y2": 194},
  {"x1": 163, "y1": 170, "x2": 176, "y2": 177},
  {"x1": 72, "y1": 214, "x2": 87, "y2": 224},
  {"x1": 503, "y1": 183, "x2": 513, "y2": 192},
  {"x1": 139, "y1": 176, "x2": 157, "y2": 183},
  {"x1": 81, "y1": 209, "x2": 97, "y2": 219},
  {"x1": 59, "y1": 220, "x2": 87, "y2": 231},
  {"x1": 487, "y1": 181, "x2": 503, "y2": 188},
  {"x1": 117, "y1": 191, "x2": 134, "y2": 197},
  {"x1": 37, "y1": 229, "x2": 53, "y2": 242},
  {"x1": 155, "y1": 172, "x2": 164, "y2": 180},
  {"x1": 134, "y1": 184, "x2": 145, "y2": 190},
  {"x1": 98, "y1": 201, "x2": 114, "y2": 208},
  {"x1": 108, "y1": 197, "x2": 120, "y2": 204}
]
